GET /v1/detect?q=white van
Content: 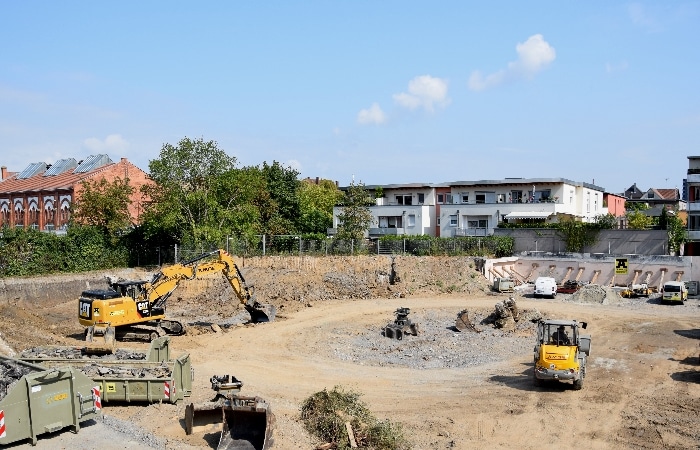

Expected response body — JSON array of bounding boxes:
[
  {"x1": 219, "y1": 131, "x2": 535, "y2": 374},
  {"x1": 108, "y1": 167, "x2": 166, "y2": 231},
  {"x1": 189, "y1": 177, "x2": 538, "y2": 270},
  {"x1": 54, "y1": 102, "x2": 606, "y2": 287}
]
[
  {"x1": 662, "y1": 281, "x2": 687, "y2": 304},
  {"x1": 534, "y1": 277, "x2": 557, "y2": 298}
]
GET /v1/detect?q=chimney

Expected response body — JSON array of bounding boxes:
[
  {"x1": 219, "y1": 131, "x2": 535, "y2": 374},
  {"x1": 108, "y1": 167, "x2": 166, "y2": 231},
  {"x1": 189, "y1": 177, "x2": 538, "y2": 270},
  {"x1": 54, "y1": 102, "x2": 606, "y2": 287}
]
[{"x1": 1, "y1": 166, "x2": 6, "y2": 181}]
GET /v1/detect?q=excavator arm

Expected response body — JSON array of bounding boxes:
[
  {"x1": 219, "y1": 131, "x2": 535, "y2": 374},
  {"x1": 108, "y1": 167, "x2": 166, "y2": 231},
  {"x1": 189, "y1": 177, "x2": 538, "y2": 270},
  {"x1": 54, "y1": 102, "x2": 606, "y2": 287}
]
[{"x1": 146, "y1": 250, "x2": 275, "y2": 323}]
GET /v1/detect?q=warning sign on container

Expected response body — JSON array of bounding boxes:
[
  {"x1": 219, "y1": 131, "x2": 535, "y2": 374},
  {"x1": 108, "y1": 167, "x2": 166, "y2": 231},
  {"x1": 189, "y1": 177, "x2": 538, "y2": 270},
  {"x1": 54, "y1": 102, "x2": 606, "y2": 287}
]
[{"x1": 615, "y1": 258, "x2": 628, "y2": 275}]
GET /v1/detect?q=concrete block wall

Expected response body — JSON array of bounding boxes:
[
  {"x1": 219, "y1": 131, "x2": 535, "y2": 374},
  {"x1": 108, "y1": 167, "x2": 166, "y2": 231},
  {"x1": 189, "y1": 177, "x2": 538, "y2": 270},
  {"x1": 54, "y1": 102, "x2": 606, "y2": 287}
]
[{"x1": 485, "y1": 254, "x2": 696, "y2": 291}]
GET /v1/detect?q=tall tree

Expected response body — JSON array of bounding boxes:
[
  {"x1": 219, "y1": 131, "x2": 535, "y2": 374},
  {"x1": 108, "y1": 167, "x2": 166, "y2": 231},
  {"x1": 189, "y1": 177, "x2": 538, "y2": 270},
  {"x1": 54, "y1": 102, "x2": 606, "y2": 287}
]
[
  {"x1": 141, "y1": 137, "x2": 237, "y2": 245},
  {"x1": 298, "y1": 179, "x2": 344, "y2": 234},
  {"x1": 336, "y1": 181, "x2": 374, "y2": 241},
  {"x1": 260, "y1": 161, "x2": 301, "y2": 235},
  {"x1": 71, "y1": 177, "x2": 135, "y2": 241}
]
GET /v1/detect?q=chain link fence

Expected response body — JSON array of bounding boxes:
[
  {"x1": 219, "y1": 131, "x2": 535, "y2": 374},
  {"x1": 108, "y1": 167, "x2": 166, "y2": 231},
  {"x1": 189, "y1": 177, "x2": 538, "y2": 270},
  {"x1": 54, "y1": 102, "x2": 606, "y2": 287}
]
[{"x1": 129, "y1": 235, "x2": 509, "y2": 265}]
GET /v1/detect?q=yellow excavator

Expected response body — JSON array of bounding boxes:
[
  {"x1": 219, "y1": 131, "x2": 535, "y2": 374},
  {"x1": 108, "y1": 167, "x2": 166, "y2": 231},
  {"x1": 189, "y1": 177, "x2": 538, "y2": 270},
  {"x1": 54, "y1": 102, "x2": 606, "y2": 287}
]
[{"x1": 78, "y1": 249, "x2": 275, "y2": 344}]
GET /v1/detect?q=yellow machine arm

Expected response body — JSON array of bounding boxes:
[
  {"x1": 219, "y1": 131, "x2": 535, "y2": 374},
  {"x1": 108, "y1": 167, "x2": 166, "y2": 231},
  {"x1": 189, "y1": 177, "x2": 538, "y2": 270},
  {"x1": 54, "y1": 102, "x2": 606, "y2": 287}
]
[{"x1": 146, "y1": 249, "x2": 275, "y2": 323}]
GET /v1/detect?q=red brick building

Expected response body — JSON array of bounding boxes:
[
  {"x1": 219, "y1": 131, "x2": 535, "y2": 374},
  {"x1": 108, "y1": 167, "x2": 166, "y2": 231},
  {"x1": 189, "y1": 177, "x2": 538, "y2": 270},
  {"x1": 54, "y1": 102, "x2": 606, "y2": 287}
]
[{"x1": 0, "y1": 155, "x2": 151, "y2": 232}]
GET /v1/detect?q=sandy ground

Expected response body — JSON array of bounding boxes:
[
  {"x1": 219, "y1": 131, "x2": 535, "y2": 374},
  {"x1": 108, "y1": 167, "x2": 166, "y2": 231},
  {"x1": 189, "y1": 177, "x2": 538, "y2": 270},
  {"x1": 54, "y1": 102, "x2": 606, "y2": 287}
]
[{"x1": 3, "y1": 293, "x2": 699, "y2": 450}]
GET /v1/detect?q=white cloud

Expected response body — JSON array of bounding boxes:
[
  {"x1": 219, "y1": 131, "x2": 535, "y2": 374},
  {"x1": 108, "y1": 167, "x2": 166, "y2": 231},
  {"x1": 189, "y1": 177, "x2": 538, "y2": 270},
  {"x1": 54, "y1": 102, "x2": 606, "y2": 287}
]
[
  {"x1": 357, "y1": 102, "x2": 386, "y2": 125},
  {"x1": 469, "y1": 34, "x2": 556, "y2": 91},
  {"x1": 393, "y1": 75, "x2": 450, "y2": 113},
  {"x1": 83, "y1": 134, "x2": 130, "y2": 153}
]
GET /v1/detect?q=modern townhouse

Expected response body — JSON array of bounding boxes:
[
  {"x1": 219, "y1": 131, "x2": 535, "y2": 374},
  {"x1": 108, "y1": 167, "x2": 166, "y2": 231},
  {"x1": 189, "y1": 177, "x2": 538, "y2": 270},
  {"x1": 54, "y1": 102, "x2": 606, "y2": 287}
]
[{"x1": 331, "y1": 177, "x2": 607, "y2": 238}]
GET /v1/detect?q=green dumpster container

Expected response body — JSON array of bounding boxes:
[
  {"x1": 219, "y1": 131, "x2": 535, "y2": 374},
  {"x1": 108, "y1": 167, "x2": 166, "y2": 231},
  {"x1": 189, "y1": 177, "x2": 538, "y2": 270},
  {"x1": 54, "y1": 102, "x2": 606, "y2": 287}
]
[{"x1": 0, "y1": 356, "x2": 101, "y2": 446}]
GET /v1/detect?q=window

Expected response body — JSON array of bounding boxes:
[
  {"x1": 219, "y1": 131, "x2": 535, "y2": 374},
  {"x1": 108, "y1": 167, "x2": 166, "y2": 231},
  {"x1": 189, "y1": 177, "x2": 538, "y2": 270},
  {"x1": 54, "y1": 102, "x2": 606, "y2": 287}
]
[
  {"x1": 475, "y1": 193, "x2": 485, "y2": 204},
  {"x1": 461, "y1": 192, "x2": 469, "y2": 203},
  {"x1": 539, "y1": 189, "x2": 551, "y2": 201},
  {"x1": 417, "y1": 193, "x2": 425, "y2": 204},
  {"x1": 437, "y1": 194, "x2": 444, "y2": 204},
  {"x1": 407, "y1": 214, "x2": 415, "y2": 227},
  {"x1": 510, "y1": 191, "x2": 522, "y2": 203},
  {"x1": 475, "y1": 191, "x2": 495, "y2": 204},
  {"x1": 445, "y1": 194, "x2": 454, "y2": 204},
  {"x1": 396, "y1": 195, "x2": 412, "y2": 205},
  {"x1": 497, "y1": 193, "x2": 505, "y2": 203},
  {"x1": 449, "y1": 215, "x2": 458, "y2": 226},
  {"x1": 647, "y1": 192, "x2": 654, "y2": 199},
  {"x1": 468, "y1": 219, "x2": 488, "y2": 228}
]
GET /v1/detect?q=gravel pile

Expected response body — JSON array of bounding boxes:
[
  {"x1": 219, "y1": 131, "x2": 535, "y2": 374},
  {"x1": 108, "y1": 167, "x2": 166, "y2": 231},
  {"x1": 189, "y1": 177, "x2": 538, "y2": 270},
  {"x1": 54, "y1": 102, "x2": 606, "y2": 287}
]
[
  {"x1": 568, "y1": 284, "x2": 625, "y2": 305},
  {"x1": 328, "y1": 306, "x2": 543, "y2": 369}
]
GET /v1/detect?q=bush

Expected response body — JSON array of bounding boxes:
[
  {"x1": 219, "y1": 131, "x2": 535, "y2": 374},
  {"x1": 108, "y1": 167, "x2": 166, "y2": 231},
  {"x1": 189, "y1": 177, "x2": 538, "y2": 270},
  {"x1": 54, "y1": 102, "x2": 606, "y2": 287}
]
[{"x1": 300, "y1": 386, "x2": 410, "y2": 449}]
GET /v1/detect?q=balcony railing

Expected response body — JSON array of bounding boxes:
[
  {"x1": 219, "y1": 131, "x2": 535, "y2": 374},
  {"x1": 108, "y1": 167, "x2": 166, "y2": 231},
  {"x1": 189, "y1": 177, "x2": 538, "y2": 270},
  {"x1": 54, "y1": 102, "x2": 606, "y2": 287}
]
[
  {"x1": 454, "y1": 227, "x2": 489, "y2": 237},
  {"x1": 369, "y1": 227, "x2": 406, "y2": 236}
]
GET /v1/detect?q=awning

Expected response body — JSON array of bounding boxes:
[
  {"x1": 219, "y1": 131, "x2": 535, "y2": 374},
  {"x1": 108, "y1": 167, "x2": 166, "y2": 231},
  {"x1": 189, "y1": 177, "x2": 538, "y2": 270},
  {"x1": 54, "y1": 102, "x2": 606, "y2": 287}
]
[{"x1": 504, "y1": 211, "x2": 552, "y2": 219}]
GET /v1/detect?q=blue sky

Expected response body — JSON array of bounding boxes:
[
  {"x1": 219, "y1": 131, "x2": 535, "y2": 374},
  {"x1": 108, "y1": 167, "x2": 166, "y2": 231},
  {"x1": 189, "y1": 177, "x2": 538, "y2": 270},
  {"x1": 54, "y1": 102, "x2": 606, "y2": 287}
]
[{"x1": 1, "y1": 1, "x2": 698, "y2": 194}]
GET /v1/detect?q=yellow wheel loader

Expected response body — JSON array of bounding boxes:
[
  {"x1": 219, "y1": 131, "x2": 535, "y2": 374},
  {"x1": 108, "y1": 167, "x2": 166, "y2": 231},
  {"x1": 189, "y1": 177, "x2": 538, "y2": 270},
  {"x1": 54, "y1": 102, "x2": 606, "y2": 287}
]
[
  {"x1": 78, "y1": 249, "x2": 276, "y2": 344},
  {"x1": 533, "y1": 319, "x2": 591, "y2": 390}
]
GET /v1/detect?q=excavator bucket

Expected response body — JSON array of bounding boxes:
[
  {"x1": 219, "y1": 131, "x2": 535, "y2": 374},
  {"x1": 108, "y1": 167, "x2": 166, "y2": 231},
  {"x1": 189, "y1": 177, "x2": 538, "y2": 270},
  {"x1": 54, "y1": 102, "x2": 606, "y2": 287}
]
[
  {"x1": 185, "y1": 375, "x2": 273, "y2": 449},
  {"x1": 185, "y1": 396, "x2": 273, "y2": 450},
  {"x1": 247, "y1": 304, "x2": 277, "y2": 323}
]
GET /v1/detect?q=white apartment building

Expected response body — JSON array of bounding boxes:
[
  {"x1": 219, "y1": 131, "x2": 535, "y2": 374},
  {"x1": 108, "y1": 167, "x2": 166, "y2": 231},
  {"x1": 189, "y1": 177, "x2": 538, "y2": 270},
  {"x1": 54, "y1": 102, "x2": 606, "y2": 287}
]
[{"x1": 331, "y1": 178, "x2": 606, "y2": 238}]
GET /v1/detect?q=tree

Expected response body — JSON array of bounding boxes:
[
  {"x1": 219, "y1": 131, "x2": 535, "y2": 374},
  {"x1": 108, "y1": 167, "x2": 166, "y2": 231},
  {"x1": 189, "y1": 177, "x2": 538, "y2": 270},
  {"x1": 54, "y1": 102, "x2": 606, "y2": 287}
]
[
  {"x1": 658, "y1": 207, "x2": 668, "y2": 230},
  {"x1": 336, "y1": 181, "x2": 374, "y2": 241},
  {"x1": 141, "y1": 137, "x2": 238, "y2": 245},
  {"x1": 298, "y1": 179, "x2": 344, "y2": 234},
  {"x1": 556, "y1": 219, "x2": 599, "y2": 252},
  {"x1": 594, "y1": 213, "x2": 618, "y2": 229},
  {"x1": 667, "y1": 212, "x2": 687, "y2": 255},
  {"x1": 260, "y1": 161, "x2": 302, "y2": 235},
  {"x1": 626, "y1": 210, "x2": 653, "y2": 230},
  {"x1": 71, "y1": 177, "x2": 135, "y2": 241}
]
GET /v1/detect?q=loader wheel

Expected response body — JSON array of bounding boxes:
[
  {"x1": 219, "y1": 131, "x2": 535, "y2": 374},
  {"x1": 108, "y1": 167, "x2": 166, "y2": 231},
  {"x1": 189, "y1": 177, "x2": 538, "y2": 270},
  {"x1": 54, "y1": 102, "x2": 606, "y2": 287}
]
[
  {"x1": 533, "y1": 369, "x2": 543, "y2": 387},
  {"x1": 573, "y1": 376, "x2": 583, "y2": 390},
  {"x1": 396, "y1": 329, "x2": 403, "y2": 340},
  {"x1": 410, "y1": 324, "x2": 419, "y2": 336}
]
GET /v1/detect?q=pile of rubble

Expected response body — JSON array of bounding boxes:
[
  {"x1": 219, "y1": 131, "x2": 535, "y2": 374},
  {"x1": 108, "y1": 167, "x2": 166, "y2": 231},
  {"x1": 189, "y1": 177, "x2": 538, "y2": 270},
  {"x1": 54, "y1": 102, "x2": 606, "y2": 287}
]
[
  {"x1": 0, "y1": 359, "x2": 33, "y2": 401},
  {"x1": 79, "y1": 362, "x2": 172, "y2": 378},
  {"x1": 20, "y1": 346, "x2": 149, "y2": 361}
]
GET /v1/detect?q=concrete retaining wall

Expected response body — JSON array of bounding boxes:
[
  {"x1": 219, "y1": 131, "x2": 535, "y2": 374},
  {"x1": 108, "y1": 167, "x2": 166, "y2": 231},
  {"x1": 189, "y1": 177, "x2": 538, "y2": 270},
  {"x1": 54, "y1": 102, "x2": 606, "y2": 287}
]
[{"x1": 485, "y1": 254, "x2": 698, "y2": 290}]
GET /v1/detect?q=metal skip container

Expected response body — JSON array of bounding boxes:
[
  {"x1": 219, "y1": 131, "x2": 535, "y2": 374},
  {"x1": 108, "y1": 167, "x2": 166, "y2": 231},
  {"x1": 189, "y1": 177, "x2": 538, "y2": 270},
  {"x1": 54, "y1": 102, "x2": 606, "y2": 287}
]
[
  {"x1": 0, "y1": 356, "x2": 102, "y2": 446},
  {"x1": 18, "y1": 353, "x2": 193, "y2": 404}
]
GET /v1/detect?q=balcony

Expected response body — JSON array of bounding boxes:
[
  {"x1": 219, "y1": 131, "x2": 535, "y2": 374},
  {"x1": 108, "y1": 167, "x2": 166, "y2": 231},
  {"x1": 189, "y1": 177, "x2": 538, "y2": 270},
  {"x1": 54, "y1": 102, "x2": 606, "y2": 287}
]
[
  {"x1": 369, "y1": 227, "x2": 405, "y2": 237},
  {"x1": 454, "y1": 227, "x2": 489, "y2": 237}
]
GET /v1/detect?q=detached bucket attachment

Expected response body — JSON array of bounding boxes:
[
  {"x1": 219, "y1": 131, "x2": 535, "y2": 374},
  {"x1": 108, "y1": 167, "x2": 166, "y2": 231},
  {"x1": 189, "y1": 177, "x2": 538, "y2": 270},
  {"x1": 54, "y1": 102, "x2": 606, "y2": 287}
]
[
  {"x1": 218, "y1": 396, "x2": 273, "y2": 450},
  {"x1": 185, "y1": 376, "x2": 274, "y2": 450}
]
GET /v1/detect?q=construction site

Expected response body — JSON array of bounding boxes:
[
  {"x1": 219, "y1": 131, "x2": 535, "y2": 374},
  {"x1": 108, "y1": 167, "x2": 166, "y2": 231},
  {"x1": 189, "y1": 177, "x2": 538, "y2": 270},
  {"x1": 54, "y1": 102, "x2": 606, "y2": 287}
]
[{"x1": 0, "y1": 254, "x2": 698, "y2": 449}]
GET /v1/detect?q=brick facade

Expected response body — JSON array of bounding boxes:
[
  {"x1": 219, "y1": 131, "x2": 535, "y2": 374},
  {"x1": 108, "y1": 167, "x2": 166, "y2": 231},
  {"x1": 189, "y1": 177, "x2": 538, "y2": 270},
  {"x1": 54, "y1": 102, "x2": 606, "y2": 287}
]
[{"x1": 0, "y1": 156, "x2": 152, "y2": 231}]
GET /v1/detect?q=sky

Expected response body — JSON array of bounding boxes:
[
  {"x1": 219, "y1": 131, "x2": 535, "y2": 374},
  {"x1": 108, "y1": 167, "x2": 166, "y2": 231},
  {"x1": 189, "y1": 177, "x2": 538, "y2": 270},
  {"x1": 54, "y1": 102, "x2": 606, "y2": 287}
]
[{"x1": 1, "y1": 1, "x2": 699, "y2": 194}]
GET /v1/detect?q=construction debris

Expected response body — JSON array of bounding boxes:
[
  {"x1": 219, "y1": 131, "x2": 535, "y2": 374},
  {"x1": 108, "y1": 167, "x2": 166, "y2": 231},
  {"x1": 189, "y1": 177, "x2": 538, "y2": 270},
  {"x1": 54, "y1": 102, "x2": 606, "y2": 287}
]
[
  {"x1": 493, "y1": 297, "x2": 521, "y2": 330},
  {"x1": 383, "y1": 307, "x2": 419, "y2": 340},
  {"x1": 455, "y1": 310, "x2": 481, "y2": 333}
]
